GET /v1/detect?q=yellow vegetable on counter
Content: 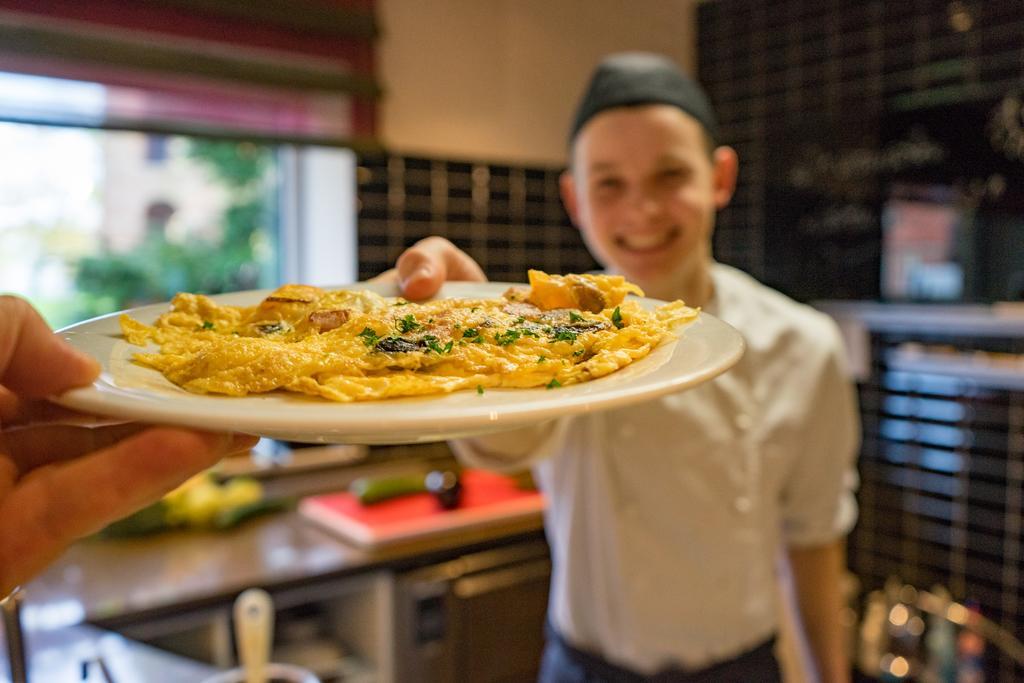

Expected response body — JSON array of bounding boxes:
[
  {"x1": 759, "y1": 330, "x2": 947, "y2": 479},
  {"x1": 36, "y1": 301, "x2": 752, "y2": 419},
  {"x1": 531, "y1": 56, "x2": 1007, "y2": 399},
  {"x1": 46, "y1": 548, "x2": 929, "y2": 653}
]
[
  {"x1": 164, "y1": 472, "x2": 263, "y2": 527},
  {"x1": 99, "y1": 471, "x2": 277, "y2": 537}
]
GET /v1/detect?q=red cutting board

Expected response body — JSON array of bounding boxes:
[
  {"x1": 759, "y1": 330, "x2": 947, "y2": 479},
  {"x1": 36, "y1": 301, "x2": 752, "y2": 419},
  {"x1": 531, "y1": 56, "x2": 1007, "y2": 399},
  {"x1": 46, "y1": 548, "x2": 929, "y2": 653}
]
[{"x1": 298, "y1": 469, "x2": 545, "y2": 547}]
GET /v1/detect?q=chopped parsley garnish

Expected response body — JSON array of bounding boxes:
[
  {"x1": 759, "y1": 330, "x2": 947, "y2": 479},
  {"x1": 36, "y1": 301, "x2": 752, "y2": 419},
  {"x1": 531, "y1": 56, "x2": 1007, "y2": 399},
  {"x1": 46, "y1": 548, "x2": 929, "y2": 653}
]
[
  {"x1": 397, "y1": 314, "x2": 421, "y2": 333},
  {"x1": 494, "y1": 329, "x2": 522, "y2": 346},
  {"x1": 521, "y1": 328, "x2": 540, "y2": 338},
  {"x1": 424, "y1": 336, "x2": 454, "y2": 354},
  {"x1": 198, "y1": 320, "x2": 215, "y2": 330},
  {"x1": 392, "y1": 299, "x2": 409, "y2": 306},
  {"x1": 462, "y1": 328, "x2": 485, "y2": 343},
  {"x1": 477, "y1": 385, "x2": 485, "y2": 395},
  {"x1": 546, "y1": 378, "x2": 562, "y2": 389},
  {"x1": 550, "y1": 328, "x2": 578, "y2": 343},
  {"x1": 573, "y1": 348, "x2": 585, "y2": 356},
  {"x1": 611, "y1": 307, "x2": 624, "y2": 329},
  {"x1": 358, "y1": 327, "x2": 380, "y2": 347},
  {"x1": 569, "y1": 311, "x2": 584, "y2": 323},
  {"x1": 515, "y1": 316, "x2": 526, "y2": 324},
  {"x1": 537, "y1": 355, "x2": 547, "y2": 363}
]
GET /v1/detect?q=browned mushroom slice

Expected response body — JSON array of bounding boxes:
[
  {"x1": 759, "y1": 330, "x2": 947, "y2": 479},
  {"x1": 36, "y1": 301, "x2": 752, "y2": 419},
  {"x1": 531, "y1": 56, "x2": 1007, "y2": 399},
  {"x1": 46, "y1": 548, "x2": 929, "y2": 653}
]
[
  {"x1": 570, "y1": 279, "x2": 606, "y2": 313},
  {"x1": 308, "y1": 309, "x2": 352, "y2": 332}
]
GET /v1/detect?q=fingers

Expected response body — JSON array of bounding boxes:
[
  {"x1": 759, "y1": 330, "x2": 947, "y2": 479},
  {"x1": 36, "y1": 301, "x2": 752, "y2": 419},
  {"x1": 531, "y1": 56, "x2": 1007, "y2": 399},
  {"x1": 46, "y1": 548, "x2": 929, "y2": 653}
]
[
  {"x1": 0, "y1": 391, "x2": 107, "y2": 428},
  {"x1": 0, "y1": 296, "x2": 100, "y2": 400},
  {"x1": 394, "y1": 237, "x2": 487, "y2": 300},
  {"x1": 1, "y1": 422, "x2": 144, "y2": 475},
  {"x1": 3, "y1": 422, "x2": 257, "y2": 475},
  {"x1": 0, "y1": 427, "x2": 258, "y2": 595}
]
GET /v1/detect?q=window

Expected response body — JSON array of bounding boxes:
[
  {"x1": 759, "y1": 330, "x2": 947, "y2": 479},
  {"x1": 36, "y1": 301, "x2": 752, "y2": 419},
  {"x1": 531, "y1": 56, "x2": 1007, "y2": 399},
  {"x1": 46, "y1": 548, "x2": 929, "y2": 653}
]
[
  {"x1": 0, "y1": 72, "x2": 357, "y2": 329},
  {"x1": 145, "y1": 134, "x2": 170, "y2": 163}
]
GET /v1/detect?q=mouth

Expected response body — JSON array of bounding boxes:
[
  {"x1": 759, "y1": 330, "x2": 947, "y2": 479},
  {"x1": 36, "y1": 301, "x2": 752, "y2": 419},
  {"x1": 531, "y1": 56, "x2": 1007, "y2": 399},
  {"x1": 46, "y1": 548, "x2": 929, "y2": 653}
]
[{"x1": 615, "y1": 228, "x2": 680, "y2": 254}]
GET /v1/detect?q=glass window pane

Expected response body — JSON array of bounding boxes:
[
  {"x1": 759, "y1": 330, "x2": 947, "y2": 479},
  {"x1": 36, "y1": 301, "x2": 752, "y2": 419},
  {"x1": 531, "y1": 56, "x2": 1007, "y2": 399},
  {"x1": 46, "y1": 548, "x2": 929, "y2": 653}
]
[{"x1": 0, "y1": 121, "x2": 282, "y2": 328}]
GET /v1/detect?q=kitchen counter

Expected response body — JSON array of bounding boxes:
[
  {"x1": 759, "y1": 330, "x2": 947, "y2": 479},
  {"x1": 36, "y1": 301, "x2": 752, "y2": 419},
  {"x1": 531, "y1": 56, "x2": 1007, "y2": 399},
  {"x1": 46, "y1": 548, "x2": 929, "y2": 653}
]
[
  {"x1": 815, "y1": 300, "x2": 1024, "y2": 383},
  {"x1": 7, "y1": 506, "x2": 545, "y2": 682},
  {"x1": 23, "y1": 510, "x2": 545, "y2": 629},
  {"x1": 6, "y1": 443, "x2": 547, "y2": 681},
  {"x1": 1, "y1": 621, "x2": 218, "y2": 683}
]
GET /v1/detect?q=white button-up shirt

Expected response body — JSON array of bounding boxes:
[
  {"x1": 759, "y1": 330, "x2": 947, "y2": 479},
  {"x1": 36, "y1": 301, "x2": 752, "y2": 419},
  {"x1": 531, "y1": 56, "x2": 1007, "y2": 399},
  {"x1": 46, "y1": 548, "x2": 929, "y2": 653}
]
[{"x1": 453, "y1": 263, "x2": 860, "y2": 673}]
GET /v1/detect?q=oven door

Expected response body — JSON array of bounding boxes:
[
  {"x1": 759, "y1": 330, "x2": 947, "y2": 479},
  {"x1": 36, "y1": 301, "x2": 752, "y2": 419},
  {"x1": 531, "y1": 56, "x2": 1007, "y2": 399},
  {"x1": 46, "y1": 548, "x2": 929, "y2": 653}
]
[{"x1": 393, "y1": 538, "x2": 551, "y2": 683}]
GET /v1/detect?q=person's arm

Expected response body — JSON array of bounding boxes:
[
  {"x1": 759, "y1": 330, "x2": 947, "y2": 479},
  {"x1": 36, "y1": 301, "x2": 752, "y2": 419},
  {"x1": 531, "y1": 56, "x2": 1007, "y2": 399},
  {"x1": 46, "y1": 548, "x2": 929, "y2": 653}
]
[
  {"x1": 778, "y1": 316, "x2": 861, "y2": 682},
  {"x1": 451, "y1": 420, "x2": 562, "y2": 472},
  {"x1": 0, "y1": 296, "x2": 255, "y2": 596},
  {"x1": 787, "y1": 539, "x2": 850, "y2": 683}
]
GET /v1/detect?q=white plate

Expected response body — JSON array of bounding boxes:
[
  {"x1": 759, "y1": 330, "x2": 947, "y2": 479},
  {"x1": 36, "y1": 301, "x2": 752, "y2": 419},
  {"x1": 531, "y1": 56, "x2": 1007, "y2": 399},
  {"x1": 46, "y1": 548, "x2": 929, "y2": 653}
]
[{"x1": 54, "y1": 282, "x2": 745, "y2": 444}]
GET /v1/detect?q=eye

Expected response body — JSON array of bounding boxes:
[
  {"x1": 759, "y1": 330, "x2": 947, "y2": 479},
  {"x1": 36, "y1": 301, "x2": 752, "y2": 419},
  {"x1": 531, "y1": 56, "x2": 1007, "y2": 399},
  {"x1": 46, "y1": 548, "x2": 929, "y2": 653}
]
[
  {"x1": 593, "y1": 176, "x2": 624, "y2": 194},
  {"x1": 657, "y1": 167, "x2": 688, "y2": 182}
]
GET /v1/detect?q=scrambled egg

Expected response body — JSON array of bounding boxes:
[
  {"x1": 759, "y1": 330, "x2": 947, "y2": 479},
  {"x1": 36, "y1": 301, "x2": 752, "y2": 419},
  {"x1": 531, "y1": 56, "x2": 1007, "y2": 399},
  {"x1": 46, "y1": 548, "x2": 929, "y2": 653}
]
[{"x1": 120, "y1": 270, "x2": 698, "y2": 402}]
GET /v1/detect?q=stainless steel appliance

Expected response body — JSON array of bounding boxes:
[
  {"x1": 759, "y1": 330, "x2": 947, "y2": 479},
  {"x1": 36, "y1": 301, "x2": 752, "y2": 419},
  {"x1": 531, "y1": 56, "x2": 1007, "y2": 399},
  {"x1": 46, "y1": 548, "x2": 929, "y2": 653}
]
[{"x1": 392, "y1": 538, "x2": 551, "y2": 683}]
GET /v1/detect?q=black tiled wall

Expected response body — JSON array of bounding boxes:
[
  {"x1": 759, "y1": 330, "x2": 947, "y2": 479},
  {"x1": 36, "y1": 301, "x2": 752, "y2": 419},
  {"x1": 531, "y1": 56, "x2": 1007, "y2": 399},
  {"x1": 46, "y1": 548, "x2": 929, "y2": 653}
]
[
  {"x1": 698, "y1": 0, "x2": 1024, "y2": 302},
  {"x1": 355, "y1": 154, "x2": 598, "y2": 282}
]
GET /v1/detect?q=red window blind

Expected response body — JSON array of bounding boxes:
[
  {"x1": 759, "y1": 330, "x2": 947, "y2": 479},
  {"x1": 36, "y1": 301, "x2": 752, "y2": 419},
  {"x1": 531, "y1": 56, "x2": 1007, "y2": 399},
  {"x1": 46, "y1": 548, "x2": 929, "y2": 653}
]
[{"x1": 0, "y1": 0, "x2": 380, "y2": 146}]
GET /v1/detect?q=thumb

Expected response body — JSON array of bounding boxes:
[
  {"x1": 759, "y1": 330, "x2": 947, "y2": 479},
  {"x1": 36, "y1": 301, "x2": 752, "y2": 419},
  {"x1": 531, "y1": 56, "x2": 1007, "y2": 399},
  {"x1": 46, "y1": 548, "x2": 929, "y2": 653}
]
[
  {"x1": 396, "y1": 237, "x2": 487, "y2": 300},
  {"x1": 0, "y1": 296, "x2": 101, "y2": 399}
]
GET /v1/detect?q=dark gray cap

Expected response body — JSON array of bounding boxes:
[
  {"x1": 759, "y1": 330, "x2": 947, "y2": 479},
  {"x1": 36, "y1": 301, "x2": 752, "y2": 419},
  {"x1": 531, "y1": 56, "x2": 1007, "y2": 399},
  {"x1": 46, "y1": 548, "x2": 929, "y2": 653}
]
[{"x1": 569, "y1": 52, "x2": 719, "y2": 145}]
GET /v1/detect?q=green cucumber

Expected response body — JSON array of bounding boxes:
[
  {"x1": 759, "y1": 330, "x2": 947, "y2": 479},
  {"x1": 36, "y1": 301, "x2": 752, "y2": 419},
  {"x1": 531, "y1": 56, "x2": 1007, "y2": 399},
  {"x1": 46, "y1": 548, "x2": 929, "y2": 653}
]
[
  {"x1": 213, "y1": 498, "x2": 294, "y2": 529},
  {"x1": 99, "y1": 500, "x2": 171, "y2": 537},
  {"x1": 349, "y1": 474, "x2": 427, "y2": 505}
]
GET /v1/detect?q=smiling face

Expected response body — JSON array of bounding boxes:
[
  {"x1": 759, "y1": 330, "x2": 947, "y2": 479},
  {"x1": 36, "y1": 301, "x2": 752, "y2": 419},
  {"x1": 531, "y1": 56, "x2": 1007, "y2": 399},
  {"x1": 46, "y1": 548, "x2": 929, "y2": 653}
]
[{"x1": 560, "y1": 104, "x2": 738, "y2": 304}]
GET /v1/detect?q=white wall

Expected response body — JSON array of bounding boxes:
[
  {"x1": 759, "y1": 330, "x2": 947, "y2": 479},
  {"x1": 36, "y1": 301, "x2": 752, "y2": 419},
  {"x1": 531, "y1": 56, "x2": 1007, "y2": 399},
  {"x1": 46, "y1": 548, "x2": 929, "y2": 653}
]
[{"x1": 377, "y1": 0, "x2": 697, "y2": 166}]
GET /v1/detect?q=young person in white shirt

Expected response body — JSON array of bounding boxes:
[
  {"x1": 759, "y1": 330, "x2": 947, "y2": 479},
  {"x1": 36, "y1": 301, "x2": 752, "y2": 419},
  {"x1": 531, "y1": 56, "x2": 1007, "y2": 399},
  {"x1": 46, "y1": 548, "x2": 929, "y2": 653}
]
[{"x1": 377, "y1": 53, "x2": 859, "y2": 683}]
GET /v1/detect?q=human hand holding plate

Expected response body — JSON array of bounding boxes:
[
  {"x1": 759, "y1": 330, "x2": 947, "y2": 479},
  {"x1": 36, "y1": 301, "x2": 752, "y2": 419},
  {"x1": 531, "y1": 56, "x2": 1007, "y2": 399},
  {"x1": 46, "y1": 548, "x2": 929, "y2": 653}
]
[{"x1": 0, "y1": 296, "x2": 255, "y2": 596}]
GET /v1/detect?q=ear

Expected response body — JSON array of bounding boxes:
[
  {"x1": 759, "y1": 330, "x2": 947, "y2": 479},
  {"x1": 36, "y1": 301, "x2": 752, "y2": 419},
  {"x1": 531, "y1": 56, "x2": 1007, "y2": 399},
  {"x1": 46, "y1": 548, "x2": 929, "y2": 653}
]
[
  {"x1": 711, "y1": 146, "x2": 739, "y2": 210},
  {"x1": 559, "y1": 170, "x2": 582, "y2": 230}
]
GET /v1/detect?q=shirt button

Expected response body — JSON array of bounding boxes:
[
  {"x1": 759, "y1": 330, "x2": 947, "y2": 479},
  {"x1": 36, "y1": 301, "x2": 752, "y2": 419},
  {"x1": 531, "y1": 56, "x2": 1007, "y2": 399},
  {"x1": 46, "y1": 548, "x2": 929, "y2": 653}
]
[
  {"x1": 734, "y1": 496, "x2": 753, "y2": 513},
  {"x1": 734, "y1": 413, "x2": 753, "y2": 431}
]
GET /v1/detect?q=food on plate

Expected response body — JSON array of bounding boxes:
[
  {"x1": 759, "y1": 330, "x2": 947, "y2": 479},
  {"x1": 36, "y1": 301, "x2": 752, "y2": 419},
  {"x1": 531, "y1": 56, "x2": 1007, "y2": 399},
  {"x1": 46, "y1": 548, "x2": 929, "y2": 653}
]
[{"x1": 119, "y1": 270, "x2": 698, "y2": 402}]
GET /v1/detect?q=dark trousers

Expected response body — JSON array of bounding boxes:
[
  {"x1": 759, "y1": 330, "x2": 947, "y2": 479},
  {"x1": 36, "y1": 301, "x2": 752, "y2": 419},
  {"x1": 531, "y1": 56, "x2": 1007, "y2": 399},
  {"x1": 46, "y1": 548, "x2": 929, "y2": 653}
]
[{"x1": 538, "y1": 624, "x2": 782, "y2": 683}]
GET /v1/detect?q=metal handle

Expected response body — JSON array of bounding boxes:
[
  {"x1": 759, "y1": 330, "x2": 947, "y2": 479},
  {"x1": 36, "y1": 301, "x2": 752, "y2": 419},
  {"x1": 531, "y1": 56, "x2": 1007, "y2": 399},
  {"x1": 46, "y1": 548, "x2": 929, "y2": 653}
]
[{"x1": 1, "y1": 587, "x2": 27, "y2": 683}]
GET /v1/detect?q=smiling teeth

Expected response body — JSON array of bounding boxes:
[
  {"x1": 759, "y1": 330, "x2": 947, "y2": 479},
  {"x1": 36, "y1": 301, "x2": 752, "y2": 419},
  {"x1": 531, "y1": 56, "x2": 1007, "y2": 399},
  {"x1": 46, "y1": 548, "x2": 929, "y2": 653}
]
[{"x1": 621, "y1": 231, "x2": 674, "y2": 250}]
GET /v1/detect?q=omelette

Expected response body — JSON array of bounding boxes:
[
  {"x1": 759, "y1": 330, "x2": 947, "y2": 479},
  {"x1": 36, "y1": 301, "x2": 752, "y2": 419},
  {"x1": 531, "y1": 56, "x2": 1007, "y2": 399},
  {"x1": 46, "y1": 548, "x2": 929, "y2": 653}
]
[{"x1": 120, "y1": 270, "x2": 698, "y2": 402}]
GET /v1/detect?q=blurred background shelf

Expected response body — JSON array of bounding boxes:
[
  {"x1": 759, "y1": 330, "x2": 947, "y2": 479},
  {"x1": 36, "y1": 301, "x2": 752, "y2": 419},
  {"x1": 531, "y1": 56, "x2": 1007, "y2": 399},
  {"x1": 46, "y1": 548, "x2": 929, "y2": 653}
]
[{"x1": 886, "y1": 346, "x2": 1024, "y2": 392}]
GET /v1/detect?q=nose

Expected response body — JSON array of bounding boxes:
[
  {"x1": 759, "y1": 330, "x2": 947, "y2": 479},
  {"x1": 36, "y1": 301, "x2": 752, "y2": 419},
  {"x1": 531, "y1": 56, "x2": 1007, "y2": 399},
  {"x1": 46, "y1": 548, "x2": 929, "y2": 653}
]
[{"x1": 625, "y1": 185, "x2": 661, "y2": 221}]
